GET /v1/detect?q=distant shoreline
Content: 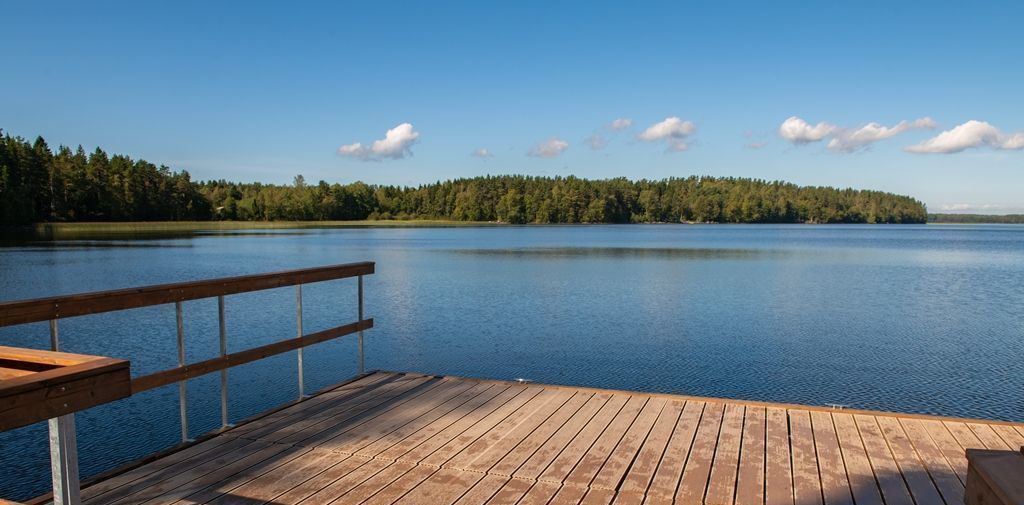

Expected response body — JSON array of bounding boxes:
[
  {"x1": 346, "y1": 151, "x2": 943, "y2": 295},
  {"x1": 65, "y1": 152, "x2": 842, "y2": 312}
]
[
  {"x1": 928, "y1": 213, "x2": 1024, "y2": 224},
  {"x1": 2, "y1": 218, "x2": 1018, "y2": 239}
]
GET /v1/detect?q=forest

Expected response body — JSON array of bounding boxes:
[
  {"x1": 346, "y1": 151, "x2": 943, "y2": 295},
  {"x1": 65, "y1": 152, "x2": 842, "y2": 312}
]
[
  {"x1": 1, "y1": 132, "x2": 929, "y2": 225},
  {"x1": 929, "y1": 213, "x2": 1024, "y2": 223}
]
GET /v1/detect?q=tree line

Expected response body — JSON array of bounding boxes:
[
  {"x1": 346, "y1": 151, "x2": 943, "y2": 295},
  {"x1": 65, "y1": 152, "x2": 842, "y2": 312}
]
[
  {"x1": 929, "y1": 213, "x2": 1024, "y2": 224},
  {"x1": 2, "y1": 131, "x2": 929, "y2": 225}
]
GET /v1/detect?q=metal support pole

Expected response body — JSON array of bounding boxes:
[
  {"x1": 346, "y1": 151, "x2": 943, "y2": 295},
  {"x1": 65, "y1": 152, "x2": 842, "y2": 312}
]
[
  {"x1": 358, "y1": 275, "x2": 364, "y2": 374},
  {"x1": 49, "y1": 415, "x2": 80, "y2": 505},
  {"x1": 50, "y1": 318, "x2": 59, "y2": 351},
  {"x1": 296, "y1": 284, "x2": 305, "y2": 399},
  {"x1": 47, "y1": 319, "x2": 81, "y2": 505},
  {"x1": 176, "y1": 302, "x2": 189, "y2": 442},
  {"x1": 218, "y1": 296, "x2": 230, "y2": 428}
]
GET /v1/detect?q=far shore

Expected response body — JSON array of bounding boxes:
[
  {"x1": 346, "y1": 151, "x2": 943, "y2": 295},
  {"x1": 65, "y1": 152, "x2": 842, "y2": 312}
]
[{"x1": 2, "y1": 218, "x2": 1019, "y2": 240}]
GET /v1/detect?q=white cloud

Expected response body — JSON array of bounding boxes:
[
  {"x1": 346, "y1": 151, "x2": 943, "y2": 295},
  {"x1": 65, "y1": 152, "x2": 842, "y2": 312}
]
[
  {"x1": 778, "y1": 116, "x2": 839, "y2": 144},
  {"x1": 337, "y1": 123, "x2": 420, "y2": 161},
  {"x1": 528, "y1": 138, "x2": 569, "y2": 158},
  {"x1": 586, "y1": 134, "x2": 608, "y2": 150},
  {"x1": 940, "y1": 203, "x2": 997, "y2": 211},
  {"x1": 608, "y1": 118, "x2": 633, "y2": 131},
  {"x1": 827, "y1": 117, "x2": 936, "y2": 152},
  {"x1": 780, "y1": 116, "x2": 937, "y2": 152},
  {"x1": 638, "y1": 117, "x2": 696, "y2": 152},
  {"x1": 471, "y1": 148, "x2": 493, "y2": 158},
  {"x1": 905, "y1": 120, "x2": 1024, "y2": 154}
]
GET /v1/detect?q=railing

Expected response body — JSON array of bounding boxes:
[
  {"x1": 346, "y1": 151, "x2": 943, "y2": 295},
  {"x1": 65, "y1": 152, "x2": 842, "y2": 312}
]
[{"x1": 0, "y1": 262, "x2": 375, "y2": 505}]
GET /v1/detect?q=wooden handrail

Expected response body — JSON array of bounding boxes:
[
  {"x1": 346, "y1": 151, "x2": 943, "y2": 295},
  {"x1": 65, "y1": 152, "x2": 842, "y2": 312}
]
[
  {"x1": 0, "y1": 262, "x2": 374, "y2": 327},
  {"x1": 130, "y1": 318, "x2": 373, "y2": 393}
]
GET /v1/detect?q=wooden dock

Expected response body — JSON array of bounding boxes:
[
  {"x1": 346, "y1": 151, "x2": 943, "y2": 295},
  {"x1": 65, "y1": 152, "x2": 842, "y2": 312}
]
[{"x1": 73, "y1": 371, "x2": 1024, "y2": 505}]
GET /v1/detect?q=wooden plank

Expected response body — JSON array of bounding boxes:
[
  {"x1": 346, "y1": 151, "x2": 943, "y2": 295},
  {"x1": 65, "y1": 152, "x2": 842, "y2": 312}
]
[
  {"x1": 130, "y1": 318, "x2": 373, "y2": 394},
  {"x1": 788, "y1": 410, "x2": 822, "y2": 505},
  {"x1": 563, "y1": 395, "x2": 649, "y2": 487},
  {"x1": 82, "y1": 437, "x2": 255, "y2": 503},
  {"x1": 944, "y1": 421, "x2": 987, "y2": 452},
  {"x1": 898, "y1": 418, "x2": 965, "y2": 505},
  {"x1": 371, "y1": 384, "x2": 514, "y2": 460},
  {"x1": 617, "y1": 400, "x2": 684, "y2": 495},
  {"x1": 0, "y1": 345, "x2": 109, "y2": 367},
  {"x1": 809, "y1": 411, "x2": 853, "y2": 505},
  {"x1": 360, "y1": 464, "x2": 438, "y2": 505},
  {"x1": 853, "y1": 415, "x2": 914, "y2": 505},
  {"x1": 392, "y1": 468, "x2": 485, "y2": 505},
  {"x1": 451, "y1": 475, "x2": 509, "y2": 505},
  {"x1": 410, "y1": 386, "x2": 546, "y2": 465},
  {"x1": 258, "y1": 375, "x2": 439, "y2": 444},
  {"x1": 874, "y1": 416, "x2": 944, "y2": 505},
  {"x1": 536, "y1": 393, "x2": 630, "y2": 483},
  {"x1": 166, "y1": 446, "x2": 312, "y2": 504},
  {"x1": 675, "y1": 401, "x2": 725, "y2": 504},
  {"x1": 646, "y1": 401, "x2": 703, "y2": 501},
  {"x1": 316, "y1": 460, "x2": 414, "y2": 504},
  {"x1": 381, "y1": 386, "x2": 536, "y2": 463},
  {"x1": 356, "y1": 382, "x2": 498, "y2": 458},
  {"x1": 579, "y1": 488, "x2": 616, "y2": 505},
  {"x1": 517, "y1": 481, "x2": 562, "y2": 505},
  {"x1": 423, "y1": 387, "x2": 561, "y2": 468},
  {"x1": 204, "y1": 447, "x2": 342, "y2": 504},
  {"x1": 590, "y1": 397, "x2": 666, "y2": 491},
  {"x1": 226, "y1": 372, "x2": 399, "y2": 437},
  {"x1": 0, "y1": 261, "x2": 374, "y2": 327},
  {"x1": 735, "y1": 405, "x2": 766, "y2": 505},
  {"x1": 515, "y1": 394, "x2": 624, "y2": 482},
  {"x1": 313, "y1": 379, "x2": 476, "y2": 453},
  {"x1": 920, "y1": 419, "x2": 969, "y2": 485},
  {"x1": 0, "y1": 356, "x2": 131, "y2": 431},
  {"x1": 831, "y1": 414, "x2": 883, "y2": 505},
  {"x1": 763, "y1": 407, "x2": 792, "y2": 505},
  {"x1": 484, "y1": 478, "x2": 534, "y2": 504},
  {"x1": 705, "y1": 403, "x2": 745, "y2": 505},
  {"x1": 967, "y1": 422, "x2": 1012, "y2": 450},
  {"x1": 103, "y1": 441, "x2": 295, "y2": 505},
  {"x1": 482, "y1": 392, "x2": 595, "y2": 476},
  {"x1": 273, "y1": 456, "x2": 389, "y2": 504},
  {"x1": 448, "y1": 390, "x2": 584, "y2": 473},
  {"x1": 548, "y1": 484, "x2": 589, "y2": 505},
  {"x1": 991, "y1": 424, "x2": 1024, "y2": 451}
]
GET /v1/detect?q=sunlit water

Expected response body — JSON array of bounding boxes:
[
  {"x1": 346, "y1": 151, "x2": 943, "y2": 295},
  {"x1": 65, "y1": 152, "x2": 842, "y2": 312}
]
[{"x1": 1, "y1": 224, "x2": 1022, "y2": 499}]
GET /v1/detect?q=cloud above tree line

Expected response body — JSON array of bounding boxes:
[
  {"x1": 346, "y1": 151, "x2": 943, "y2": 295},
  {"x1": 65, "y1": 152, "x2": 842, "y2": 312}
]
[
  {"x1": 338, "y1": 123, "x2": 420, "y2": 161},
  {"x1": 779, "y1": 116, "x2": 937, "y2": 152},
  {"x1": 335, "y1": 117, "x2": 1023, "y2": 162}
]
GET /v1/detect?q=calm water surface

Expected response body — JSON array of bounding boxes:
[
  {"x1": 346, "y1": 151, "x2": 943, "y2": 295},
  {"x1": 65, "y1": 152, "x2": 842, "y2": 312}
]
[{"x1": 1, "y1": 224, "x2": 1023, "y2": 499}]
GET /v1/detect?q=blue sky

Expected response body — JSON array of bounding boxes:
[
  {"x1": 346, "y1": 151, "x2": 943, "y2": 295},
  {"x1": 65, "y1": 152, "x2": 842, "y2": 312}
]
[{"x1": 2, "y1": 1, "x2": 1022, "y2": 213}]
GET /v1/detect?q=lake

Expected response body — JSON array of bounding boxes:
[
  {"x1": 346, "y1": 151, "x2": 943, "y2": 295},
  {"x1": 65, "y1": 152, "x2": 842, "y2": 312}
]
[{"x1": 1, "y1": 224, "x2": 1023, "y2": 500}]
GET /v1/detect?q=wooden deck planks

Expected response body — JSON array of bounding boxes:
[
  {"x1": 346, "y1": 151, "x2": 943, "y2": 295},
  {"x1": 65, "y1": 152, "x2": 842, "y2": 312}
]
[
  {"x1": 831, "y1": 413, "x2": 883, "y2": 505},
  {"x1": 874, "y1": 416, "x2": 945, "y2": 505},
  {"x1": 617, "y1": 399, "x2": 684, "y2": 496},
  {"x1": 763, "y1": 407, "x2": 793, "y2": 505},
  {"x1": 809, "y1": 411, "x2": 853, "y2": 505},
  {"x1": 705, "y1": 403, "x2": 745, "y2": 505},
  {"x1": 788, "y1": 410, "x2": 822, "y2": 505},
  {"x1": 646, "y1": 400, "x2": 703, "y2": 502},
  {"x1": 675, "y1": 401, "x2": 725, "y2": 504},
  {"x1": 76, "y1": 371, "x2": 1024, "y2": 505},
  {"x1": 735, "y1": 406, "x2": 766, "y2": 505}
]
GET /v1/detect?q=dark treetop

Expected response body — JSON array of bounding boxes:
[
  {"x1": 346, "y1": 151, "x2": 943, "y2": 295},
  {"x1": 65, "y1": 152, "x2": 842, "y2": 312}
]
[{"x1": 1, "y1": 131, "x2": 928, "y2": 225}]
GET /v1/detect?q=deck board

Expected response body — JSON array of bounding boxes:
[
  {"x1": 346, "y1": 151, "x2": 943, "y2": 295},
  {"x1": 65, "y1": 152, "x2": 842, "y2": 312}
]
[{"x1": 74, "y1": 371, "x2": 1024, "y2": 505}]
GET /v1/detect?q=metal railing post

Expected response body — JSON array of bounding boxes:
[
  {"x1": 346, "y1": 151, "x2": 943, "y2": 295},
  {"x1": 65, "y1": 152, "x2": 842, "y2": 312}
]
[
  {"x1": 296, "y1": 284, "x2": 305, "y2": 399},
  {"x1": 176, "y1": 302, "x2": 189, "y2": 442},
  {"x1": 218, "y1": 296, "x2": 230, "y2": 429},
  {"x1": 358, "y1": 275, "x2": 364, "y2": 374},
  {"x1": 48, "y1": 318, "x2": 81, "y2": 505}
]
